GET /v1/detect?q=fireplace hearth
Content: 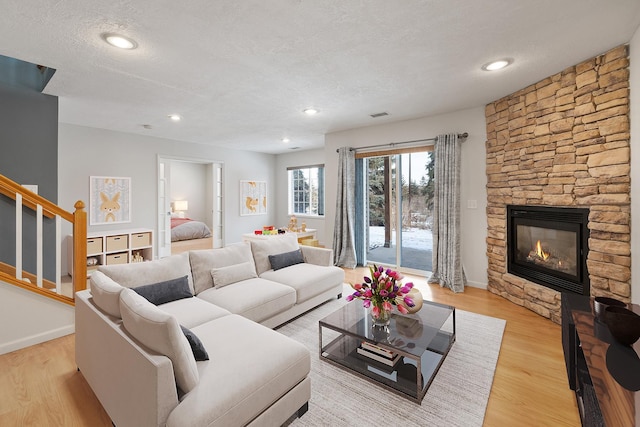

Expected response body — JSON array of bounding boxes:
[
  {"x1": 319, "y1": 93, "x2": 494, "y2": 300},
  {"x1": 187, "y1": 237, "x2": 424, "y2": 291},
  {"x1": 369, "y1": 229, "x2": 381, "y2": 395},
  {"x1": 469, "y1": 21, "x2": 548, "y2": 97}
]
[{"x1": 507, "y1": 205, "x2": 589, "y2": 296}]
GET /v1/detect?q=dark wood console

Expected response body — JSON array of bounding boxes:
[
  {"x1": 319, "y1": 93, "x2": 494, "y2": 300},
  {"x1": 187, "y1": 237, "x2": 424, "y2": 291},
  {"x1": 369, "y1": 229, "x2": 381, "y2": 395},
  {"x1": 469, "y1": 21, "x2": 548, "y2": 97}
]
[{"x1": 562, "y1": 293, "x2": 640, "y2": 426}]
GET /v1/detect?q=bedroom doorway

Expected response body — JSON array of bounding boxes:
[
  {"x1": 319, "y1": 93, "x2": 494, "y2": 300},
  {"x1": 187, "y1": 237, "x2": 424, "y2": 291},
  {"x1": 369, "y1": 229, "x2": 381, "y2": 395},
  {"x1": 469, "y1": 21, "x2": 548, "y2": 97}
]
[{"x1": 157, "y1": 156, "x2": 224, "y2": 258}]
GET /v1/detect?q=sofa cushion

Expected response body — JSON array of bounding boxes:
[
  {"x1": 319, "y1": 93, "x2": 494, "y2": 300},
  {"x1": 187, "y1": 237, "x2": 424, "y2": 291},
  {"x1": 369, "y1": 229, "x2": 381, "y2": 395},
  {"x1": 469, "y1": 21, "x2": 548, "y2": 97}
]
[
  {"x1": 190, "y1": 243, "x2": 255, "y2": 294},
  {"x1": 119, "y1": 288, "x2": 199, "y2": 394},
  {"x1": 133, "y1": 275, "x2": 192, "y2": 305},
  {"x1": 250, "y1": 234, "x2": 300, "y2": 275},
  {"x1": 160, "y1": 297, "x2": 231, "y2": 329},
  {"x1": 197, "y1": 278, "x2": 296, "y2": 323},
  {"x1": 166, "y1": 314, "x2": 310, "y2": 427},
  {"x1": 211, "y1": 261, "x2": 257, "y2": 289},
  {"x1": 99, "y1": 252, "x2": 195, "y2": 294},
  {"x1": 268, "y1": 249, "x2": 304, "y2": 271},
  {"x1": 89, "y1": 271, "x2": 124, "y2": 318},
  {"x1": 181, "y1": 326, "x2": 209, "y2": 361},
  {"x1": 260, "y1": 263, "x2": 345, "y2": 303}
]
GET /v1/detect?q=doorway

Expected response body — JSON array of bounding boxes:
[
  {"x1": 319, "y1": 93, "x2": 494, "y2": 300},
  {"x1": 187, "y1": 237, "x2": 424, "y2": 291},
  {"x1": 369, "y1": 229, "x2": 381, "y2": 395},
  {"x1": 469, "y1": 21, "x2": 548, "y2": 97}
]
[
  {"x1": 157, "y1": 156, "x2": 224, "y2": 258},
  {"x1": 364, "y1": 149, "x2": 434, "y2": 274}
]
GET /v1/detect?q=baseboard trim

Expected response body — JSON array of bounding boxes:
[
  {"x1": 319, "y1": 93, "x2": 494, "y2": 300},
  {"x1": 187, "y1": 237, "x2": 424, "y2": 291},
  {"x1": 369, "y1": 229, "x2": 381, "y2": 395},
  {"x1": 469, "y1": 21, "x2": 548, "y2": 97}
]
[
  {"x1": 0, "y1": 324, "x2": 75, "y2": 356},
  {"x1": 466, "y1": 280, "x2": 487, "y2": 290}
]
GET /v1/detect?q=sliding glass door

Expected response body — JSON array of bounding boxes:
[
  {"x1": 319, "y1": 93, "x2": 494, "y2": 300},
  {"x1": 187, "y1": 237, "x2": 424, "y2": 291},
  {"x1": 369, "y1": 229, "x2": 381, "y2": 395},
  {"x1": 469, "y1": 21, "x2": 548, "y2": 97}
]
[{"x1": 364, "y1": 150, "x2": 434, "y2": 274}]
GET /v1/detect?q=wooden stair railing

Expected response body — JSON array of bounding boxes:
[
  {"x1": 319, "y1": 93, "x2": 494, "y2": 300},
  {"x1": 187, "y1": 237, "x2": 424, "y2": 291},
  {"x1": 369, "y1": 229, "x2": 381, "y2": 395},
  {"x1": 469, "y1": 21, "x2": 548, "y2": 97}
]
[{"x1": 0, "y1": 174, "x2": 86, "y2": 305}]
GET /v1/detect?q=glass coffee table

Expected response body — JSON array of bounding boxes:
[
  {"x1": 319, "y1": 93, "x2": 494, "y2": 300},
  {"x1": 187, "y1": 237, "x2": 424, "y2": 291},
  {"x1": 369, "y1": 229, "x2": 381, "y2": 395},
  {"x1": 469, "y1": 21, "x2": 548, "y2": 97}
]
[{"x1": 319, "y1": 300, "x2": 455, "y2": 403}]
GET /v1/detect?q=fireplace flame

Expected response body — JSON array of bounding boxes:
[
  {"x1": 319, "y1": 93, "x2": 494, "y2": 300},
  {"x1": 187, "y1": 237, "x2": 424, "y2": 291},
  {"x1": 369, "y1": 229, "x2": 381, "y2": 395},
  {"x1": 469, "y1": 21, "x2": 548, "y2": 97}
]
[{"x1": 535, "y1": 240, "x2": 550, "y2": 260}]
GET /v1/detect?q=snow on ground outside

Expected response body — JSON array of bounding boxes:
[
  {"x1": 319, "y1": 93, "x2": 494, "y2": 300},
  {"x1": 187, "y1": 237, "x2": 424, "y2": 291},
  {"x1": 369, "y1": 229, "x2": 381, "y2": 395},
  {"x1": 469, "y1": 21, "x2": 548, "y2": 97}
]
[{"x1": 369, "y1": 226, "x2": 433, "y2": 249}]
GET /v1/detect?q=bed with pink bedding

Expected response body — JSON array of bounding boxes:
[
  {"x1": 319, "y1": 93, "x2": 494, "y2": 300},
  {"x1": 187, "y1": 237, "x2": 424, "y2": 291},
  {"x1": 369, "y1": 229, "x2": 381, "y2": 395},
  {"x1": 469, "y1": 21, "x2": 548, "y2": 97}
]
[{"x1": 170, "y1": 218, "x2": 213, "y2": 253}]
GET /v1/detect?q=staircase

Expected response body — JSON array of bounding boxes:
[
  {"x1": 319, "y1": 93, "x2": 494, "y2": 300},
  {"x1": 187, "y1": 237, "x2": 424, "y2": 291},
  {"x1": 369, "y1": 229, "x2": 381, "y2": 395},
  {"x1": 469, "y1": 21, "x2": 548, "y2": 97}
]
[{"x1": 0, "y1": 174, "x2": 87, "y2": 305}]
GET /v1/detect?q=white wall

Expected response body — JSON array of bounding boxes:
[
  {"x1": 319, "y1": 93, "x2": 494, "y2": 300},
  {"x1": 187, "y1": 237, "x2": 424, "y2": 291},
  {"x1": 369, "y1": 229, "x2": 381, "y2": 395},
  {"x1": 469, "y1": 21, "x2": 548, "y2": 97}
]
[
  {"x1": 324, "y1": 107, "x2": 488, "y2": 288},
  {"x1": 170, "y1": 161, "x2": 208, "y2": 222},
  {"x1": 275, "y1": 149, "x2": 327, "y2": 245},
  {"x1": 58, "y1": 124, "x2": 277, "y2": 253},
  {"x1": 631, "y1": 27, "x2": 640, "y2": 304},
  {"x1": 0, "y1": 281, "x2": 74, "y2": 355}
]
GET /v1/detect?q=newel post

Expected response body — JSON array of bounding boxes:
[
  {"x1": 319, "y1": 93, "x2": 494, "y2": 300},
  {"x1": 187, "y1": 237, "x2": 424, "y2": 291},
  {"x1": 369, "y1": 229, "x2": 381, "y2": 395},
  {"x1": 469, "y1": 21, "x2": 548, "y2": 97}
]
[{"x1": 73, "y1": 200, "x2": 87, "y2": 293}]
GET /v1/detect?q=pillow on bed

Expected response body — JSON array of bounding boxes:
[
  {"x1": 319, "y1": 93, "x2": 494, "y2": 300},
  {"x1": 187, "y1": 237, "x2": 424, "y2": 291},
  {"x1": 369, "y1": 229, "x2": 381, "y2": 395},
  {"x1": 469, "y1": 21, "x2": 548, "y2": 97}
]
[
  {"x1": 171, "y1": 219, "x2": 212, "y2": 242},
  {"x1": 132, "y1": 275, "x2": 192, "y2": 305},
  {"x1": 210, "y1": 261, "x2": 258, "y2": 289},
  {"x1": 269, "y1": 249, "x2": 305, "y2": 271}
]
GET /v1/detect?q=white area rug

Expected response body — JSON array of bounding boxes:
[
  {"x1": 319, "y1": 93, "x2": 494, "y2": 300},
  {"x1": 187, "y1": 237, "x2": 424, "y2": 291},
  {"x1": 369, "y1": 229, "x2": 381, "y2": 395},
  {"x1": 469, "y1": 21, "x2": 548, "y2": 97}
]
[{"x1": 278, "y1": 297, "x2": 506, "y2": 427}]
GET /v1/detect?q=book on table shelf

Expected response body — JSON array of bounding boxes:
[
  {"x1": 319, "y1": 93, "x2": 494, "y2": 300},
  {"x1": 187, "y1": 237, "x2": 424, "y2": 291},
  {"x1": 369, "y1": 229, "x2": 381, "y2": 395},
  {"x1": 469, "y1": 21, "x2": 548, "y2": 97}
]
[
  {"x1": 360, "y1": 341, "x2": 395, "y2": 358},
  {"x1": 356, "y1": 345, "x2": 401, "y2": 367}
]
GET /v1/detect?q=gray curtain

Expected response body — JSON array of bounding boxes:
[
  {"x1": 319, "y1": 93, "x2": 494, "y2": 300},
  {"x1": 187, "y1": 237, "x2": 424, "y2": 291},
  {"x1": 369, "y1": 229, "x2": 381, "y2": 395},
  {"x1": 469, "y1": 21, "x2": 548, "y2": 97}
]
[
  {"x1": 354, "y1": 158, "x2": 367, "y2": 266},
  {"x1": 428, "y1": 133, "x2": 467, "y2": 292},
  {"x1": 333, "y1": 147, "x2": 357, "y2": 268}
]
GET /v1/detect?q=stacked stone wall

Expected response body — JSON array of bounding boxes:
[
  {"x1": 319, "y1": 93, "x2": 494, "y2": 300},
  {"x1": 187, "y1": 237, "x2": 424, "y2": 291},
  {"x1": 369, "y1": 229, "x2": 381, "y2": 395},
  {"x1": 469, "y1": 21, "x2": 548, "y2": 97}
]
[{"x1": 485, "y1": 45, "x2": 630, "y2": 324}]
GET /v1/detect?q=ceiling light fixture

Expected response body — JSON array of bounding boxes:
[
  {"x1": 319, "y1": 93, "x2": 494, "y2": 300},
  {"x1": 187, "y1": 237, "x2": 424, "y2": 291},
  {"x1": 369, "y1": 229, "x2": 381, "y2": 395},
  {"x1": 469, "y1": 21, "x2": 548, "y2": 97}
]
[
  {"x1": 303, "y1": 108, "x2": 319, "y2": 116},
  {"x1": 102, "y1": 33, "x2": 138, "y2": 50},
  {"x1": 282, "y1": 138, "x2": 291, "y2": 143},
  {"x1": 168, "y1": 114, "x2": 182, "y2": 121},
  {"x1": 481, "y1": 58, "x2": 512, "y2": 71}
]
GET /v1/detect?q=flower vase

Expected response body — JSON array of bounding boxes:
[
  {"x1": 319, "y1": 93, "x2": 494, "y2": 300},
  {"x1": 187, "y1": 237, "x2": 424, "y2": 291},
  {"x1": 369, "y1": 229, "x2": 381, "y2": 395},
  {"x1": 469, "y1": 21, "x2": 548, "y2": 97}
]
[{"x1": 372, "y1": 302, "x2": 391, "y2": 327}]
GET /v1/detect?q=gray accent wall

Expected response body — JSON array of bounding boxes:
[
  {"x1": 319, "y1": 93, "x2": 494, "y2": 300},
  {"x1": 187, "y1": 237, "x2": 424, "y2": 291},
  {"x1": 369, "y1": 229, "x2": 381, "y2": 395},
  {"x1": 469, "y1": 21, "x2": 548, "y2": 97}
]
[{"x1": 0, "y1": 85, "x2": 58, "y2": 280}]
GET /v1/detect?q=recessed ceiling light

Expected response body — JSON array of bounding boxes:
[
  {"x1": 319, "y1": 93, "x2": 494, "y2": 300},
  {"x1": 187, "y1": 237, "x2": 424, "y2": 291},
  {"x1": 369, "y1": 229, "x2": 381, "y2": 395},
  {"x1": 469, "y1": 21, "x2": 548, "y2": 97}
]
[
  {"x1": 481, "y1": 59, "x2": 512, "y2": 71},
  {"x1": 282, "y1": 138, "x2": 291, "y2": 143},
  {"x1": 168, "y1": 114, "x2": 182, "y2": 121},
  {"x1": 303, "y1": 108, "x2": 319, "y2": 116},
  {"x1": 102, "y1": 33, "x2": 138, "y2": 50}
]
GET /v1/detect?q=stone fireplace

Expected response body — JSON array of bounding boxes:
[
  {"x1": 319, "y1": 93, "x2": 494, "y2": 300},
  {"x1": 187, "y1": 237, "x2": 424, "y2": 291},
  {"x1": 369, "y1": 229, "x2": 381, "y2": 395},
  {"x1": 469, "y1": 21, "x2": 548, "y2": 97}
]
[{"x1": 485, "y1": 45, "x2": 631, "y2": 324}]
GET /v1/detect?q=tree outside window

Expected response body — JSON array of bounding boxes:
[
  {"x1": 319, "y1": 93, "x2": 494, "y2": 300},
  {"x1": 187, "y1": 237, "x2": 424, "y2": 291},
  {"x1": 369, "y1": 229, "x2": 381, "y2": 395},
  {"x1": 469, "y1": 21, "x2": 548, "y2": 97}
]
[{"x1": 288, "y1": 166, "x2": 324, "y2": 216}]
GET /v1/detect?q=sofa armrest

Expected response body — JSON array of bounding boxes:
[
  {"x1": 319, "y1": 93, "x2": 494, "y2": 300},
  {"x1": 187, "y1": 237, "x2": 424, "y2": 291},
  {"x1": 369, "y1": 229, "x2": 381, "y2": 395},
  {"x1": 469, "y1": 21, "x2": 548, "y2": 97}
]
[
  {"x1": 300, "y1": 245, "x2": 333, "y2": 266},
  {"x1": 75, "y1": 290, "x2": 179, "y2": 427}
]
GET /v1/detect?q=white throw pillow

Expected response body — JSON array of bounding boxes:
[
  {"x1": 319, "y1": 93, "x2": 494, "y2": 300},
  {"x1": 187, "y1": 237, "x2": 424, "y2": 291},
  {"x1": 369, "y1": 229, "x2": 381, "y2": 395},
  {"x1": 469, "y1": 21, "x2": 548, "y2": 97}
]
[
  {"x1": 210, "y1": 261, "x2": 258, "y2": 289},
  {"x1": 189, "y1": 243, "x2": 254, "y2": 294},
  {"x1": 119, "y1": 288, "x2": 199, "y2": 393},
  {"x1": 90, "y1": 271, "x2": 124, "y2": 318}
]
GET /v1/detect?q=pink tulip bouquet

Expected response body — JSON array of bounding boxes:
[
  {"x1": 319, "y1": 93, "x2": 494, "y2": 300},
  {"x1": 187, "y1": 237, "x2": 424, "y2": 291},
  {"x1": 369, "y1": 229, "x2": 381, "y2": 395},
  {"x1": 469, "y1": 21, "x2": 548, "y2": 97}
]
[{"x1": 346, "y1": 265, "x2": 416, "y2": 322}]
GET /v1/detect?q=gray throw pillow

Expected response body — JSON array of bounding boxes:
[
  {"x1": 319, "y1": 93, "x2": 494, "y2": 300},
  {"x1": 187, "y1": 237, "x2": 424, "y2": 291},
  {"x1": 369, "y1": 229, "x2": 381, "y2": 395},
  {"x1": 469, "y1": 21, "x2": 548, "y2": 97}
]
[
  {"x1": 180, "y1": 326, "x2": 209, "y2": 361},
  {"x1": 133, "y1": 275, "x2": 192, "y2": 305},
  {"x1": 268, "y1": 249, "x2": 305, "y2": 271}
]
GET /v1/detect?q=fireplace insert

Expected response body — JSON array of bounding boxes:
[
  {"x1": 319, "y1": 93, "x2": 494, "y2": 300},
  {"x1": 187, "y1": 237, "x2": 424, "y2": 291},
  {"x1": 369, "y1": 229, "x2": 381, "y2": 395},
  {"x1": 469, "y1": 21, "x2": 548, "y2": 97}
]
[{"x1": 507, "y1": 205, "x2": 589, "y2": 295}]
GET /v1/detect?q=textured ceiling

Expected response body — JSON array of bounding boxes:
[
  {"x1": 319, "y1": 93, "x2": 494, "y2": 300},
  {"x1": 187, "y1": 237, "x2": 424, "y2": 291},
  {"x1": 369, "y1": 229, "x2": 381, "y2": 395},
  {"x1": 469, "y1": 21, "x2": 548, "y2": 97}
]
[{"x1": 2, "y1": 1, "x2": 640, "y2": 154}]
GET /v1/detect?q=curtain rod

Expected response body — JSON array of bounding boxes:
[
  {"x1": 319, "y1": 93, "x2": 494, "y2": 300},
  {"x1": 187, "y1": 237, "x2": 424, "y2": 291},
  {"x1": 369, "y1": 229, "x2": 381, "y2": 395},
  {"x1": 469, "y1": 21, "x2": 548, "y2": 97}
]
[{"x1": 336, "y1": 132, "x2": 468, "y2": 153}]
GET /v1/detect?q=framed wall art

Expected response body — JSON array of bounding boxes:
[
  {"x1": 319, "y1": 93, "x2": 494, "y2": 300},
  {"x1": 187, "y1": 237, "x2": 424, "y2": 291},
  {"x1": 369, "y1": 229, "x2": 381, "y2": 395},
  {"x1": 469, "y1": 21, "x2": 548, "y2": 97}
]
[
  {"x1": 240, "y1": 180, "x2": 267, "y2": 216},
  {"x1": 90, "y1": 176, "x2": 132, "y2": 225}
]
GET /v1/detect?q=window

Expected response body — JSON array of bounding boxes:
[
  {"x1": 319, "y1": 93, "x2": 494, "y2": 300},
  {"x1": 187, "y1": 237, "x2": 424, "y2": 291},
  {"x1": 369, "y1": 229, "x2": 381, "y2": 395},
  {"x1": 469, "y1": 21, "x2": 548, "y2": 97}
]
[{"x1": 288, "y1": 165, "x2": 324, "y2": 216}]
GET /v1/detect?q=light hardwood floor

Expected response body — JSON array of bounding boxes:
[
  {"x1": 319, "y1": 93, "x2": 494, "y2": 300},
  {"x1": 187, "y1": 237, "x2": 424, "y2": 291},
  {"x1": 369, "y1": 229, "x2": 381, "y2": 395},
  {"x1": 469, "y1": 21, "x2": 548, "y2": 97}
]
[{"x1": 0, "y1": 268, "x2": 581, "y2": 426}]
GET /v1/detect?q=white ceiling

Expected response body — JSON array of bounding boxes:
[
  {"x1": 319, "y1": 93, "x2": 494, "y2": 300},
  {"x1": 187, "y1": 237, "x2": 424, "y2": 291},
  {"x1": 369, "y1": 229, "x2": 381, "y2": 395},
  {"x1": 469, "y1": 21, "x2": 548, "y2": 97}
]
[{"x1": 2, "y1": 1, "x2": 640, "y2": 154}]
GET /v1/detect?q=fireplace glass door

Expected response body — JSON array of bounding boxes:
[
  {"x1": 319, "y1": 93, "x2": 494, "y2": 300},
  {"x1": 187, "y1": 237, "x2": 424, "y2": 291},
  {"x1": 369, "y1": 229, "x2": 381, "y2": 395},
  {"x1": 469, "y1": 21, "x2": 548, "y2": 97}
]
[{"x1": 515, "y1": 225, "x2": 577, "y2": 277}]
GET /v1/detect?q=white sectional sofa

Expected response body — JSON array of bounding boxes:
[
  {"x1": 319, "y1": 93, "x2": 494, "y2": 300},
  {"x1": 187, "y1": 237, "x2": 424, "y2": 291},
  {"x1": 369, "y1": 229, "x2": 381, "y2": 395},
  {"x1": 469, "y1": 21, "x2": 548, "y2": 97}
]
[{"x1": 75, "y1": 234, "x2": 344, "y2": 427}]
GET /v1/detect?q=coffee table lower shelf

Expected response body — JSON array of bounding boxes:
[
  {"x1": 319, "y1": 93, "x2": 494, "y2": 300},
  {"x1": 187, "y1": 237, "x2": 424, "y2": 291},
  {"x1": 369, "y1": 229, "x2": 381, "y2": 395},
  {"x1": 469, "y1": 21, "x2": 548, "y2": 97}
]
[{"x1": 319, "y1": 331, "x2": 454, "y2": 403}]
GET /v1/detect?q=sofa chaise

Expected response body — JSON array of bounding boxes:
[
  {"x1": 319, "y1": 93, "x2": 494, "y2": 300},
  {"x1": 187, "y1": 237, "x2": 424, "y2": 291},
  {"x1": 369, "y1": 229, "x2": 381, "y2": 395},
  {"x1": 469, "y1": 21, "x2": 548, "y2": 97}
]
[{"x1": 75, "y1": 234, "x2": 344, "y2": 427}]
